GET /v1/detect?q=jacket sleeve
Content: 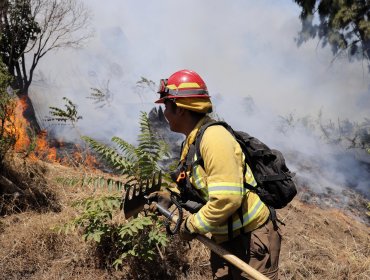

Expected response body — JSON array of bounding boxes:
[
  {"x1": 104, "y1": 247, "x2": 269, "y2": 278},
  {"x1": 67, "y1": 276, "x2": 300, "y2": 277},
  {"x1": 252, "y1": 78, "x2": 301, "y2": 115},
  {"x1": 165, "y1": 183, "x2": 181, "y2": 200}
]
[{"x1": 186, "y1": 126, "x2": 246, "y2": 234}]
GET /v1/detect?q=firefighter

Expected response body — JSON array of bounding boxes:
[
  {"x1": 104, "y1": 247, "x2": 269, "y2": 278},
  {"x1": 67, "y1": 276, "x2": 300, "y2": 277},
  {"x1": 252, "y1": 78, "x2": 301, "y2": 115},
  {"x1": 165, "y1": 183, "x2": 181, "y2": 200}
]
[{"x1": 153, "y1": 69, "x2": 281, "y2": 279}]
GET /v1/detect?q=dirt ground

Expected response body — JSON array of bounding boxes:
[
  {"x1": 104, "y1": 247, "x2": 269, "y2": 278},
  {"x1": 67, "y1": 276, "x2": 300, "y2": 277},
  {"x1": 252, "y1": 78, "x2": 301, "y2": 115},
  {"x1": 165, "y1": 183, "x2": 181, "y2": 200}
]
[{"x1": 0, "y1": 158, "x2": 369, "y2": 280}]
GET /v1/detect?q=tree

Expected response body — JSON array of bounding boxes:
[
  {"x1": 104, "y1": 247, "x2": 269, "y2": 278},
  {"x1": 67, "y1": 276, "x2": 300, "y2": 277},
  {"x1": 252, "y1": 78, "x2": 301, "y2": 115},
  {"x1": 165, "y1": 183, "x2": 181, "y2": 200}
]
[
  {"x1": 0, "y1": 60, "x2": 15, "y2": 165},
  {"x1": 0, "y1": 0, "x2": 92, "y2": 132},
  {"x1": 294, "y1": 0, "x2": 370, "y2": 68}
]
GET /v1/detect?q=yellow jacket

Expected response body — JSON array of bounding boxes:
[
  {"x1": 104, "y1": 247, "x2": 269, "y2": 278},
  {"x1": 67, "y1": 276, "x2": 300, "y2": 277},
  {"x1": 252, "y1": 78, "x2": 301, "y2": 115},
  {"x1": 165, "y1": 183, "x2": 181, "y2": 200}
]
[{"x1": 181, "y1": 117, "x2": 270, "y2": 243}]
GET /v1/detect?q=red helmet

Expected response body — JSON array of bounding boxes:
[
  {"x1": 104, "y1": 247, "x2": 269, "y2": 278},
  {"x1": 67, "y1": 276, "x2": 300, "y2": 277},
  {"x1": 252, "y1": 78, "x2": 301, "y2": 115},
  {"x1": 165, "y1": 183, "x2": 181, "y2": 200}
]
[{"x1": 155, "y1": 69, "x2": 210, "y2": 103}]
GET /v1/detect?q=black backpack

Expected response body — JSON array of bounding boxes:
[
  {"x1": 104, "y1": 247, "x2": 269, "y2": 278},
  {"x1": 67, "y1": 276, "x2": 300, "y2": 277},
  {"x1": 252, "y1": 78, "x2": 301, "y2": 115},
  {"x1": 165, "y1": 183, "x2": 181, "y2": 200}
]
[{"x1": 193, "y1": 121, "x2": 297, "y2": 209}]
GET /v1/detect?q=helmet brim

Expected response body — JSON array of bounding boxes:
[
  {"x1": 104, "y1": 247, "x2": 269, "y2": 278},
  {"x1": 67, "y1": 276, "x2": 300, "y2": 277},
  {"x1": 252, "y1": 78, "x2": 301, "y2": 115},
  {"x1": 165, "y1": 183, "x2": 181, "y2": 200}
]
[{"x1": 155, "y1": 94, "x2": 211, "y2": 104}]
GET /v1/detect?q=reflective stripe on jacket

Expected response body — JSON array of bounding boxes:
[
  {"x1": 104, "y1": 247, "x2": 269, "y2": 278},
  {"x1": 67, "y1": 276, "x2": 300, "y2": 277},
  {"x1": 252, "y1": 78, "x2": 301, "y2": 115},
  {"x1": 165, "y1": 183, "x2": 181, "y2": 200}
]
[{"x1": 182, "y1": 117, "x2": 270, "y2": 243}]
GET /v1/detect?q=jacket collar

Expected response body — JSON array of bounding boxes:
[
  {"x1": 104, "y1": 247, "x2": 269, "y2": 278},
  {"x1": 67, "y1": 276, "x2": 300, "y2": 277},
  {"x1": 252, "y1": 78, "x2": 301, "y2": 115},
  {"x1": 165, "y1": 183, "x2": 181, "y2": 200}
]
[{"x1": 180, "y1": 116, "x2": 212, "y2": 161}]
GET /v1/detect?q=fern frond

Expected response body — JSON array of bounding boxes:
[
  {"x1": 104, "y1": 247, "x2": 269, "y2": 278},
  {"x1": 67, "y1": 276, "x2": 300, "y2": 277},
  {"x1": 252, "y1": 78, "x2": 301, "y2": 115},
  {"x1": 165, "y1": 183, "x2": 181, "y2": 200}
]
[
  {"x1": 137, "y1": 112, "x2": 166, "y2": 162},
  {"x1": 111, "y1": 136, "x2": 137, "y2": 163},
  {"x1": 82, "y1": 111, "x2": 172, "y2": 186},
  {"x1": 82, "y1": 136, "x2": 134, "y2": 173}
]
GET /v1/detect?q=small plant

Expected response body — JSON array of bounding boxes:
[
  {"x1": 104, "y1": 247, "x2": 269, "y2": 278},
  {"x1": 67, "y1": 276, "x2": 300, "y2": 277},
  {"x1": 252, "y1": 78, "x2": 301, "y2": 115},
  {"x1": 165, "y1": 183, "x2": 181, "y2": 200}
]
[
  {"x1": 88, "y1": 80, "x2": 113, "y2": 109},
  {"x1": 136, "y1": 77, "x2": 156, "y2": 92},
  {"x1": 55, "y1": 195, "x2": 168, "y2": 270},
  {"x1": 45, "y1": 97, "x2": 82, "y2": 127}
]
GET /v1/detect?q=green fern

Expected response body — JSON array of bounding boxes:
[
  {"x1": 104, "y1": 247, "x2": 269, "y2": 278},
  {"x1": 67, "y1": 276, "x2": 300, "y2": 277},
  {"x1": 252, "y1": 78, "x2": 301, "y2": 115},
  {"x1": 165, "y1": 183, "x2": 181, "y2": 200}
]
[
  {"x1": 82, "y1": 111, "x2": 170, "y2": 183},
  {"x1": 81, "y1": 136, "x2": 134, "y2": 174}
]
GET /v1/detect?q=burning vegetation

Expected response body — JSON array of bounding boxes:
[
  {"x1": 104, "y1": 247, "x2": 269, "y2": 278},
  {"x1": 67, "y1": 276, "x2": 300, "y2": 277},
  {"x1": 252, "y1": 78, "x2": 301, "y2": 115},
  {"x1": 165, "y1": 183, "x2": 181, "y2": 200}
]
[{"x1": 0, "y1": 95, "x2": 102, "y2": 216}]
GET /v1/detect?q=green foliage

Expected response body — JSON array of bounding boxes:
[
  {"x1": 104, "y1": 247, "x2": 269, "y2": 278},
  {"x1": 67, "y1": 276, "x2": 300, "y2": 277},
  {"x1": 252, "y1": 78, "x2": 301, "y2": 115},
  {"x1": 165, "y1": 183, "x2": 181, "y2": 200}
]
[
  {"x1": 0, "y1": 61, "x2": 16, "y2": 163},
  {"x1": 54, "y1": 111, "x2": 174, "y2": 269},
  {"x1": 55, "y1": 195, "x2": 168, "y2": 269},
  {"x1": 45, "y1": 97, "x2": 82, "y2": 126},
  {"x1": 135, "y1": 77, "x2": 157, "y2": 103},
  {"x1": 1, "y1": 0, "x2": 91, "y2": 95},
  {"x1": 278, "y1": 110, "x2": 370, "y2": 151},
  {"x1": 82, "y1": 111, "x2": 171, "y2": 182},
  {"x1": 81, "y1": 136, "x2": 135, "y2": 175},
  {"x1": 136, "y1": 76, "x2": 156, "y2": 92},
  {"x1": 294, "y1": 0, "x2": 370, "y2": 64},
  {"x1": 55, "y1": 175, "x2": 124, "y2": 191},
  {"x1": 88, "y1": 81, "x2": 112, "y2": 109},
  {"x1": 113, "y1": 215, "x2": 168, "y2": 268},
  {"x1": 0, "y1": 1, "x2": 40, "y2": 80}
]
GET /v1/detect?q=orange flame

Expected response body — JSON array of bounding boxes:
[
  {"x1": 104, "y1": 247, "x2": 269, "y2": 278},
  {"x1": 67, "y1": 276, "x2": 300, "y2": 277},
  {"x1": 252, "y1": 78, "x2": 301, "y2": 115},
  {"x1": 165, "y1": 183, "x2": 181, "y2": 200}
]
[
  {"x1": 72, "y1": 144, "x2": 98, "y2": 169},
  {"x1": 13, "y1": 97, "x2": 31, "y2": 152},
  {"x1": 11, "y1": 97, "x2": 58, "y2": 162},
  {"x1": 9, "y1": 97, "x2": 99, "y2": 168},
  {"x1": 32, "y1": 130, "x2": 58, "y2": 162}
]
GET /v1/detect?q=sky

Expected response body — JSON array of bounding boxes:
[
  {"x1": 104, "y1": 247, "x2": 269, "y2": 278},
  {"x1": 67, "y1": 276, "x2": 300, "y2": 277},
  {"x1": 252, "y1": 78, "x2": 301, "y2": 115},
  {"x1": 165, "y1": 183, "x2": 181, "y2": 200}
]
[{"x1": 28, "y1": 1, "x2": 370, "y2": 197}]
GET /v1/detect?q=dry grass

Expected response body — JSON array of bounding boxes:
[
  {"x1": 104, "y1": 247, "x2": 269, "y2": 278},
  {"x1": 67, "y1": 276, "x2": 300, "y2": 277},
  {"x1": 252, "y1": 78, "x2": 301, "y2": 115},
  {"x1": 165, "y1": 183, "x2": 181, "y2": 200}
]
[
  {"x1": 0, "y1": 156, "x2": 369, "y2": 279},
  {"x1": 279, "y1": 201, "x2": 370, "y2": 280},
  {"x1": 0, "y1": 154, "x2": 61, "y2": 215}
]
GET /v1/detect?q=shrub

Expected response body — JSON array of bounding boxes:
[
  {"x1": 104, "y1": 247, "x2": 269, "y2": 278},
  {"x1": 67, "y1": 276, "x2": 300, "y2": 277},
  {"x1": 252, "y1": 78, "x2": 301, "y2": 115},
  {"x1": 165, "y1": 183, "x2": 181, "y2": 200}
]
[
  {"x1": 56, "y1": 195, "x2": 168, "y2": 270},
  {"x1": 0, "y1": 61, "x2": 16, "y2": 164}
]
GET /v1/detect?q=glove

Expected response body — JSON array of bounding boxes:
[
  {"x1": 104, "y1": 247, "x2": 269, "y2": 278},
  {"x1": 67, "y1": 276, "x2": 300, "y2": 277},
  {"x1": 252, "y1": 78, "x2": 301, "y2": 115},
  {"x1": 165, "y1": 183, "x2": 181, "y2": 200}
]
[
  {"x1": 179, "y1": 216, "x2": 196, "y2": 241},
  {"x1": 146, "y1": 190, "x2": 172, "y2": 212},
  {"x1": 181, "y1": 200, "x2": 204, "y2": 214}
]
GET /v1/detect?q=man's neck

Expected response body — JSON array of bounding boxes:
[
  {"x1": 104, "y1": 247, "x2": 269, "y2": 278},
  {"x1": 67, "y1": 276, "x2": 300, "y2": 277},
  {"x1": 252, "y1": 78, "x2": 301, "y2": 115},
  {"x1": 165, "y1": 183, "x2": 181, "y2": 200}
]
[{"x1": 182, "y1": 115, "x2": 206, "y2": 137}]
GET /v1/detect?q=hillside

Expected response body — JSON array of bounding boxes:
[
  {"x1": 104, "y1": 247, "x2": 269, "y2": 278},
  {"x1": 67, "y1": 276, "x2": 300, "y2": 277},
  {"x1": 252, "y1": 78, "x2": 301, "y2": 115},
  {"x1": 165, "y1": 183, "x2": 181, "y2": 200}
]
[{"x1": 0, "y1": 156, "x2": 369, "y2": 280}]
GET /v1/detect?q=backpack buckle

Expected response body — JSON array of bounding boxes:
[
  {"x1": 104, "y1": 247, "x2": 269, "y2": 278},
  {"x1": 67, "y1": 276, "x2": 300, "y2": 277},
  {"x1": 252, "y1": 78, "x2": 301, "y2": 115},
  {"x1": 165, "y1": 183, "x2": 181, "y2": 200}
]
[{"x1": 176, "y1": 171, "x2": 186, "y2": 182}]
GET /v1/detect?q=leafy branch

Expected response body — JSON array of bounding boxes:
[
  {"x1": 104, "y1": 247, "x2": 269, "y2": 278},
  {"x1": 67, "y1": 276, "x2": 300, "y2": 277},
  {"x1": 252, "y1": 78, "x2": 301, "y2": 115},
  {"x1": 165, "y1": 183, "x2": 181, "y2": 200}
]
[
  {"x1": 88, "y1": 80, "x2": 113, "y2": 109},
  {"x1": 44, "y1": 97, "x2": 82, "y2": 127}
]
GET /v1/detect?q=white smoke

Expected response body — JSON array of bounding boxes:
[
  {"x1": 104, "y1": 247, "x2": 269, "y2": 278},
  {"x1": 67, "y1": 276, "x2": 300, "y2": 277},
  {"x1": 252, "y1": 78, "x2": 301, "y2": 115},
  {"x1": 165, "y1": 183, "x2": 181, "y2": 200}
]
[{"x1": 28, "y1": 1, "x2": 369, "y2": 197}]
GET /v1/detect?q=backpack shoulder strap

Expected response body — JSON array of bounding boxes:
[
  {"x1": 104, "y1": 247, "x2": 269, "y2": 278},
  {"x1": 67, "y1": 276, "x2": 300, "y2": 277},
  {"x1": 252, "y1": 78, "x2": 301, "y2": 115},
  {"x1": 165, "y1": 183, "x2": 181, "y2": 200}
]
[
  {"x1": 193, "y1": 120, "x2": 252, "y2": 185},
  {"x1": 193, "y1": 121, "x2": 233, "y2": 167}
]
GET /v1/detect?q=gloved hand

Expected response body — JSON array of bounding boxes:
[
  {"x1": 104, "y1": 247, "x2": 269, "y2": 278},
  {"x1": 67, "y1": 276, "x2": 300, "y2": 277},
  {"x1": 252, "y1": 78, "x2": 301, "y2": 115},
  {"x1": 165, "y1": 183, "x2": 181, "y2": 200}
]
[
  {"x1": 146, "y1": 190, "x2": 172, "y2": 212},
  {"x1": 179, "y1": 216, "x2": 196, "y2": 241}
]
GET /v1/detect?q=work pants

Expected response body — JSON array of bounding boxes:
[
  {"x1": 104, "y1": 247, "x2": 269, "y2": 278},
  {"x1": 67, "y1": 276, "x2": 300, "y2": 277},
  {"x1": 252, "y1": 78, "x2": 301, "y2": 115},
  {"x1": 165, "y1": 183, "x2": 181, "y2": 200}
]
[{"x1": 211, "y1": 219, "x2": 281, "y2": 280}]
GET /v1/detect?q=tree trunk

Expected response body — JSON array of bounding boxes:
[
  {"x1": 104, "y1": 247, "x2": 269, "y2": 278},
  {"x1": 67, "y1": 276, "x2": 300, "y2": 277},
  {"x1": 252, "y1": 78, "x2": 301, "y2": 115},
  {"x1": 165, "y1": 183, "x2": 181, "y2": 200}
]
[{"x1": 17, "y1": 91, "x2": 41, "y2": 134}]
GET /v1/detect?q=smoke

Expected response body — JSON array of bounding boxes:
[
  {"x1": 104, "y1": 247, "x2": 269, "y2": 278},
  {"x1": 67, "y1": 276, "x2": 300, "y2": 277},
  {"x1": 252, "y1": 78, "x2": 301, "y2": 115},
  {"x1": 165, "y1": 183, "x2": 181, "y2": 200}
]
[
  {"x1": 28, "y1": 1, "x2": 369, "y2": 197},
  {"x1": 213, "y1": 95, "x2": 370, "y2": 198}
]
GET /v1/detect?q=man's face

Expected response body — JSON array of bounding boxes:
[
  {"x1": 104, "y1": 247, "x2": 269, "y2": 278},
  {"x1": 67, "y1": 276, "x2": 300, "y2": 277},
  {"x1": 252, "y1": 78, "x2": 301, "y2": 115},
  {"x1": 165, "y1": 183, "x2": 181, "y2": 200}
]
[{"x1": 163, "y1": 100, "x2": 181, "y2": 133}]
